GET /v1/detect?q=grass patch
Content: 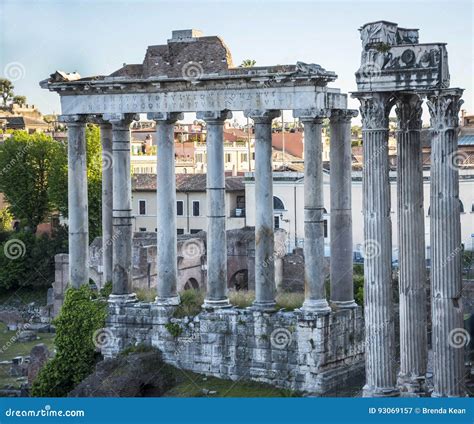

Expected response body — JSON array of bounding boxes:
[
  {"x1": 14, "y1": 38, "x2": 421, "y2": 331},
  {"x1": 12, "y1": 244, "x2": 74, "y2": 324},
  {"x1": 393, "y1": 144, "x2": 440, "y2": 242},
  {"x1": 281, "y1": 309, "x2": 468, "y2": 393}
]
[
  {"x1": 135, "y1": 288, "x2": 156, "y2": 303},
  {"x1": 275, "y1": 292, "x2": 304, "y2": 311},
  {"x1": 173, "y1": 290, "x2": 204, "y2": 318},
  {"x1": 164, "y1": 369, "x2": 299, "y2": 397},
  {"x1": 228, "y1": 290, "x2": 254, "y2": 308},
  {"x1": 0, "y1": 322, "x2": 56, "y2": 389}
]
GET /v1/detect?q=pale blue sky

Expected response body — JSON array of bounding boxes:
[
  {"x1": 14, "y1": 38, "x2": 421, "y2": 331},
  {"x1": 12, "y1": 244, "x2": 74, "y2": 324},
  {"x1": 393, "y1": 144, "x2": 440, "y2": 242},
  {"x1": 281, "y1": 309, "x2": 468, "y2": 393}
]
[{"x1": 1, "y1": 0, "x2": 472, "y2": 121}]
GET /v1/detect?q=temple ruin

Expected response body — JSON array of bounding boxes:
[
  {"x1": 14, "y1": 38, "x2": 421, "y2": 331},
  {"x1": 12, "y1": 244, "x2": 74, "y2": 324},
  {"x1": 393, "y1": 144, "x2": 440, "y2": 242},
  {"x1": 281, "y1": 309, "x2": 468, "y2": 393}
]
[{"x1": 41, "y1": 22, "x2": 466, "y2": 396}]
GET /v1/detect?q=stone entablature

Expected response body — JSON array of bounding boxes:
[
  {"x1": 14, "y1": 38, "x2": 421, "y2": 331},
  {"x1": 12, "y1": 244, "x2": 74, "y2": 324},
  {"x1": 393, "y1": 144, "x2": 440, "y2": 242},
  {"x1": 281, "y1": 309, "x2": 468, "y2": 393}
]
[
  {"x1": 102, "y1": 304, "x2": 365, "y2": 395},
  {"x1": 356, "y1": 21, "x2": 449, "y2": 92}
]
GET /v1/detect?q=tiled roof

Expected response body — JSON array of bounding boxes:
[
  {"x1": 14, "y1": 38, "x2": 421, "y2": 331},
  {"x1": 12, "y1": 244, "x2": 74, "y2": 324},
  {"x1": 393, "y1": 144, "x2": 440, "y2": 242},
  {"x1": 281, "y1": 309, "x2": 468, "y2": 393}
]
[{"x1": 132, "y1": 173, "x2": 244, "y2": 192}]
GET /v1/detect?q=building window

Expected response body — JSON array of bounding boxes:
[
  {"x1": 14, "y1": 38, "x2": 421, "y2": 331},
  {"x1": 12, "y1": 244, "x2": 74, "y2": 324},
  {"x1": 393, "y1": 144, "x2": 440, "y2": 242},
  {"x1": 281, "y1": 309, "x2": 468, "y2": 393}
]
[
  {"x1": 274, "y1": 216, "x2": 280, "y2": 229},
  {"x1": 225, "y1": 153, "x2": 232, "y2": 163},
  {"x1": 138, "y1": 200, "x2": 146, "y2": 215},
  {"x1": 190, "y1": 229, "x2": 202, "y2": 234},
  {"x1": 471, "y1": 203, "x2": 474, "y2": 213},
  {"x1": 196, "y1": 153, "x2": 204, "y2": 163},
  {"x1": 273, "y1": 196, "x2": 285, "y2": 211},
  {"x1": 236, "y1": 195, "x2": 245, "y2": 209},
  {"x1": 251, "y1": 152, "x2": 255, "y2": 160},
  {"x1": 177, "y1": 200, "x2": 184, "y2": 216},
  {"x1": 177, "y1": 228, "x2": 184, "y2": 235},
  {"x1": 324, "y1": 220, "x2": 328, "y2": 238},
  {"x1": 192, "y1": 201, "x2": 200, "y2": 217},
  {"x1": 139, "y1": 227, "x2": 146, "y2": 232},
  {"x1": 241, "y1": 153, "x2": 248, "y2": 162}
]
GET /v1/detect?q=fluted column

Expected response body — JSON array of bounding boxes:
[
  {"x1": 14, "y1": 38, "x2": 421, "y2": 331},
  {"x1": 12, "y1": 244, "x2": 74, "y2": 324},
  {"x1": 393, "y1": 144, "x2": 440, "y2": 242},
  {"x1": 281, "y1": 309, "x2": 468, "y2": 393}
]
[
  {"x1": 354, "y1": 92, "x2": 399, "y2": 397},
  {"x1": 427, "y1": 89, "x2": 466, "y2": 397},
  {"x1": 59, "y1": 115, "x2": 89, "y2": 289},
  {"x1": 197, "y1": 110, "x2": 232, "y2": 309},
  {"x1": 294, "y1": 109, "x2": 330, "y2": 313},
  {"x1": 104, "y1": 113, "x2": 137, "y2": 303},
  {"x1": 244, "y1": 109, "x2": 280, "y2": 312},
  {"x1": 149, "y1": 112, "x2": 183, "y2": 305},
  {"x1": 395, "y1": 94, "x2": 428, "y2": 396},
  {"x1": 99, "y1": 120, "x2": 113, "y2": 285},
  {"x1": 329, "y1": 109, "x2": 358, "y2": 309}
]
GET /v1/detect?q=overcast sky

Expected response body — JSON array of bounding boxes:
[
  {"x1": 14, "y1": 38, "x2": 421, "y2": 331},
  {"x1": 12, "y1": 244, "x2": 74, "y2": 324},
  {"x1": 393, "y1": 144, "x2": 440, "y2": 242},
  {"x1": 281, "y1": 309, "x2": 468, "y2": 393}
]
[{"x1": 1, "y1": 0, "x2": 472, "y2": 124}]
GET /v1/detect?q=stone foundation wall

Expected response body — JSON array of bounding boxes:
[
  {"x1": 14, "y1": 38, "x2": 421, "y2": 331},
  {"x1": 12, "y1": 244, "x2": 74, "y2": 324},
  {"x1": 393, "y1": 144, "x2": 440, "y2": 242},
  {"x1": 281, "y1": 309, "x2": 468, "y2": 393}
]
[{"x1": 102, "y1": 304, "x2": 365, "y2": 395}]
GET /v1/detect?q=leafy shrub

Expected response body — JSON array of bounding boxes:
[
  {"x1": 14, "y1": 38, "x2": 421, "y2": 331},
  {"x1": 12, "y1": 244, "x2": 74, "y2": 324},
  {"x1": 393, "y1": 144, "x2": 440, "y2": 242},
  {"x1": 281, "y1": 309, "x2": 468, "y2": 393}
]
[
  {"x1": 30, "y1": 285, "x2": 107, "y2": 397},
  {"x1": 165, "y1": 322, "x2": 183, "y2": 338},
  {"x1": 172, "y1": 289, "x2": 204, "y2": 318},
  {"x1": 0, "y1": 227, "x2": 68, "y2": 291}
]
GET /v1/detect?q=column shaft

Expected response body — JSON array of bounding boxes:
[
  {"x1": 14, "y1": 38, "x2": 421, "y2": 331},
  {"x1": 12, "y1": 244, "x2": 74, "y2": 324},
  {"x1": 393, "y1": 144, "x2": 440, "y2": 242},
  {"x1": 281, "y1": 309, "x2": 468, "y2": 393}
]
[
  {"x1": 329, "y1": 110, "x2": 358, "y2": 308},
  {"x1": 395, "y1": 96, "x2": 427, "y2": 395},
  {"x1": 100, "y1": 122, "x2": 113, "y2": 285},
  {"x1": 151, "y1": 112, "x2": 183, "y2": 305},
  {"x1": 427, "y1": 91, "x2": 465, "y2": 397},
  {"x1": 299, "y1": 113, "x2": 330, "y2": 313},
  {"x1": 198, "y1": 111, "x2": 232, "y2": 309},
  {"x1": 105, "y1": 114, "x2": 137, "y2": 302},
  {"x1": 354, "y1": 93, "x2": 399, "y2": 397},
  {"x1": 62, "y1": 116, "x2": 89, "y2": 288},
  {"x1": 245, "y1": 110, "x2": 280, "y2": 311}
]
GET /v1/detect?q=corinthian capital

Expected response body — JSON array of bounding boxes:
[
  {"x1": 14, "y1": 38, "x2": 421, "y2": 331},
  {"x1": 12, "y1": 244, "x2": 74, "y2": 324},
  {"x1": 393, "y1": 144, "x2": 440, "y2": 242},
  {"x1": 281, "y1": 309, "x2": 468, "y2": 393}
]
[
  {"x1": 196, "y1": 110, "x2": 232, "y2": 123},
  {"x1": 427, "y1": 89, "x2": 464, "y2": 130},
  {"x1": 353, "y1": 92, "x2": 392, "y2": 130},
  {"x1": 395, "y1": 94, "x2": 423, "y2": 131},
  {"x1": 329, "y1": 109, "x2": 359, "y2": 123}
]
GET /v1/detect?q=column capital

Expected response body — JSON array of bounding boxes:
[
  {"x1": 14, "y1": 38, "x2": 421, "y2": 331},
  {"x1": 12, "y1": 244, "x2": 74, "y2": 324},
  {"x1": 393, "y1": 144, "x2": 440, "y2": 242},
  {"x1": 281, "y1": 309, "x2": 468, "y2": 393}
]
[
  {"x1": 394, "y1": 94, "x2": 423, "y2": 131},
  {"x1": 329, "y1": 109, "x2": 358, "y2": 123},
  {"x1": 244, "y1": 109, "x2": 281, "y2": 123},
  {"x1": 103, "y1": 113, "x2": 139, "y2": 127},
  {"x1": 196, "y1": 110, "x2": 232, "y2": 123},
  {"x1": 58, "y1": 114, "x2": 88, "y2": 125},
  {"x1": 426, "y1": 89, "x2": 464, "y2": 130},
  {"x1": 88, "y1": 115, "x2": 112, "y2": 127},
  {"x1": 293, "y1": 108, "x2": 327, "y2": 123},
  {"x1": 352, "y1": 92, "x2": 392, "y2": 130},
  {"x1": 147, "y1": 112, "x2": 183, "y2": 123}
]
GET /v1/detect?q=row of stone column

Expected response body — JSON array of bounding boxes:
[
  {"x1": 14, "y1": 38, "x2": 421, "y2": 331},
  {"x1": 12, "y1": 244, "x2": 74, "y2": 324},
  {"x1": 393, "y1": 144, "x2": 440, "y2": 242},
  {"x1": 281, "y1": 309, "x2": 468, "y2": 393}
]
[
  {"x1": 62, "y1": 108, "x2": 358, "y2": 314},
  {"x1": 355, "y1": 89, "x2": 465, "y2": 397}
]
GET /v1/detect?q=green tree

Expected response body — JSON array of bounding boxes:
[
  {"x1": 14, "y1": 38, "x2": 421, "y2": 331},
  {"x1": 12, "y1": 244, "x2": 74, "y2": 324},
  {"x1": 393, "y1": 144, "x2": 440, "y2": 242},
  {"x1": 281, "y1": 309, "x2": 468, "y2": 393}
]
[
  {"x1": 12, "y1": 95, "x2": 27, "y2": 107},
  {"x1": 49, "y1": 124, "x2": 103, "y2": 239},
  {"x1": 0, "y1": 131, "x2": 60, "y2": 231},
  {"x1": 240, "y1": 59, "x2": 256, "y2": 67},
  {"x1": 0, "y1": 78, "x2": 14, "y2": 107}
]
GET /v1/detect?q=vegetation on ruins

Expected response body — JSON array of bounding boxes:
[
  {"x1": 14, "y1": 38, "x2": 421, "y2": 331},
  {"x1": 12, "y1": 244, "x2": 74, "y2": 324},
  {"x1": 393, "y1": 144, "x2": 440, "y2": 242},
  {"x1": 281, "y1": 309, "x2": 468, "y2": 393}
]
[{"x1": 31, "y1": 285, "x2": 107, "y2": 397}]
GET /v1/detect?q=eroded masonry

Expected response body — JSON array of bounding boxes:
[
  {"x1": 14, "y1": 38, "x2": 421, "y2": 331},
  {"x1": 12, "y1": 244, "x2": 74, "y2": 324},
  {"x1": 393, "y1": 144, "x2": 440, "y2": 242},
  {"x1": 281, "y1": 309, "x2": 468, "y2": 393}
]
[{"x1": 42, "y1": 22, "x2": 466, "y2": 396}]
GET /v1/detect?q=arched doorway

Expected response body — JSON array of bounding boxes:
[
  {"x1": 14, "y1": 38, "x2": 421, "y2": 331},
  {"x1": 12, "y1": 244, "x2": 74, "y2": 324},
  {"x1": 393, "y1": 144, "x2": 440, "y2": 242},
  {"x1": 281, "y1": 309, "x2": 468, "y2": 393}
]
[
  {"x1": 184, "y1": 277, "x2": 199, "y2": 290},
  {"x1": 229, "y1": 269, "x2": 248, "y2": 291}
]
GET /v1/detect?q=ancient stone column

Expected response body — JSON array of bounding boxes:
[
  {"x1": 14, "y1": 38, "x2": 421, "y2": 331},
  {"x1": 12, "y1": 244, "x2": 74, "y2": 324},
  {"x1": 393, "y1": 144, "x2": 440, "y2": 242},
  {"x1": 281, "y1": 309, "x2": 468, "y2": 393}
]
[
  {"x1": 197, "y1": 110, "x2": 232, "y2": 309},
  {"x1": 148, "y1": 112, "x2": 183, "y2": 305},
  {"x1": 244, "y1": 109, "x2": 281, "y2": 312},
  {"x1": 354, "y1": 92, "x2": 399, "y2": 397},
  {"x1": 329, "y1": 109, "x2": 358, "y2": 309},
  {"x1": 100, "y1": 121, "x2": 113, "y2": 285},
  {"x1": 427, "y1": 89, "x2": 466, "y2": 397},
  {"x1": 294, "y1": 109, "x2": 330, "y2": 313},
  {"x1": 104, "y1": 113, "x2": 138, "y2": 303},
  {"x1": 60, "y1": 115, "x2": 89, "y2": 289},
  {"x1": 395, "y1": 94, "x2": 428, "y2": 396}
]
